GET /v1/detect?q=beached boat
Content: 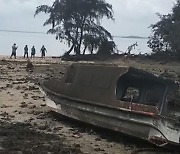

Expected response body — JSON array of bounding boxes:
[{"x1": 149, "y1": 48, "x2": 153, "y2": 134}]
[{"x1": 39, "y1": 63, "x2": 180, "y2": 147}]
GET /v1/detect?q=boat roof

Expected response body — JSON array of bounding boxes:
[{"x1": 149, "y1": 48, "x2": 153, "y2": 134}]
[{"x1": 71, "y1": 63, "x2": 179, "y2": 89}]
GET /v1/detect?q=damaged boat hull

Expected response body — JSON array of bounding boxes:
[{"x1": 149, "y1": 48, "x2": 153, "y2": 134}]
[{"x1": 39, "y1": 63, "x2": 180, "y2": 147}]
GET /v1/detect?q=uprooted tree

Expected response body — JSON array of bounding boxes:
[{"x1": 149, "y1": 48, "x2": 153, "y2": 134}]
[
  {"x1": 147, "y1": 0, "x2": 180, "y2": 59},
  {"x1": 35, "y1": 0, "x2": 116, "y2": 56}
]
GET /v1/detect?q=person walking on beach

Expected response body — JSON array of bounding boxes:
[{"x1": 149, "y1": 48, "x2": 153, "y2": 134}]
[
  {"x1": 31, "y1": 46, "x2": 36, "y2": 58},
  {"x1": 40, "y1": 45, "x2": 47, "y2": 59},
  {"x1": 24, "y1": 45, "x2": 28, "y2": 58},
  {"x1": 10, "y1": 43, "x2": 18, "y2": 59}
]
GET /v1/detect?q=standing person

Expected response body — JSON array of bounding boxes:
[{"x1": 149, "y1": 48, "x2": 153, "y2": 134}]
[
  {"x1": 24, "y1": 45, "x2": 28, "y2": 58},
  {"x1": 31, "y1": 46, "x2": 36, "y2": 58},
  {"x1": 40, "y1": 45, "x2": 47, "y2": 59},
  {"x1": 10, "y1": 43, "x2": 18, "y2": 59}
]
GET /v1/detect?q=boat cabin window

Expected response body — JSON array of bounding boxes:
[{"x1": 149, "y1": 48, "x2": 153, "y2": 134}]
[{"x1": 116, "y1": 71, "x2": 165, "y2": 107}]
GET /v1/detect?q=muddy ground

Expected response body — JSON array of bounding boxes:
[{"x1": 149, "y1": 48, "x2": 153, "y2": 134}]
[{"x1": 0, "y1": 56, "x2": 180, "y2": 154}]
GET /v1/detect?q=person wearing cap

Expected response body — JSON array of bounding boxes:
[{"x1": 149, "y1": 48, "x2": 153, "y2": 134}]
[{"x1": 10, "y1": 43, "x2": 18, "y2": 59}]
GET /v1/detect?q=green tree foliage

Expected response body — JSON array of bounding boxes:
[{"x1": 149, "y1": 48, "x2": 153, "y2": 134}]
[
  {"x1": 148, "y1": 1, "x2": 180, "y2": 59},
  {"x1": 35, "y1": 0, "x2": 115, "y2": 56}
]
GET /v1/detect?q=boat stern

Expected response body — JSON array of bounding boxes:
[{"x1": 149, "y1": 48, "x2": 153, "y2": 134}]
[{"x1": 148, "y1": 120, "x2": 180, "y2": 146}]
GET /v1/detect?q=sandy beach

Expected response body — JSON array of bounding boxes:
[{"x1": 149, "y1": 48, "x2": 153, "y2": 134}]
[{"x1": 0, "y1": 56, "x2": 179, "y2": 154}]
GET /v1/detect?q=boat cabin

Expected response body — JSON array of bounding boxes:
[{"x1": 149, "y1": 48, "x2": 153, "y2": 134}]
[{"x1": 45, "y1": 63, "x2": 179, "y2": 117}]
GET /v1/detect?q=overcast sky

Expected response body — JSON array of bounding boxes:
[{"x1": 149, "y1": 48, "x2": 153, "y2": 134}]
[{"x1": 0, "y1": 0, "x2": 176, "y2": 56}]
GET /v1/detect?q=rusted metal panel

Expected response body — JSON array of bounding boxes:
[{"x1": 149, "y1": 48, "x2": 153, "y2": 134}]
[{"x1": 130, "y1": 103, "x2": 159, "y2": 115}]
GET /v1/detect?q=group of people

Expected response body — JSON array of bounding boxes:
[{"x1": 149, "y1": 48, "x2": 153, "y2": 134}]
[{"x1": 10, "y1": 43, "x2": 47, "y2": 59}]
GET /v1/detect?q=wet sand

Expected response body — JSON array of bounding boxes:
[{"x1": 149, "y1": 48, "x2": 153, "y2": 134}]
[{"x1": 0, "y1": 56, "x2": 179, "y2": 154}]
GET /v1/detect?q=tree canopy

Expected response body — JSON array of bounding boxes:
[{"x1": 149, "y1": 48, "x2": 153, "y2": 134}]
[
  {"x1": 148, "y1": 0, "x2": 180, "y2": 59},
  {"x1": 35, "y1": 0, "x2": 115, "y2": 56}
]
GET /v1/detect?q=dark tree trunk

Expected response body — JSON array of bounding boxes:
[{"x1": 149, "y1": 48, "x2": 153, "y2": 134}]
[
  {"x1": 83, "y1": 46, "x2": 87, "y2": 55},
  {"x1": 64, "y1": 43, "x2": 74, "y2": 56},
  {"x1": 77, "y1": 17, "x2": 85, "y2": 55},
  {"x1": 90, "y1": 44, "x2": 94, "y2": 54}
]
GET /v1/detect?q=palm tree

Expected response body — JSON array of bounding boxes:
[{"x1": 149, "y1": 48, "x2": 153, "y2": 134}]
[{"x1": 35, "y1": 0, "x2": 115, "y2": 56}]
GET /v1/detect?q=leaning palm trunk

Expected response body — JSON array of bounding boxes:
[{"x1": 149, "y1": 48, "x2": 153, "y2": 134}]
[{"x1": 64, "y1": 43, "x2": 74, "y2": 56}]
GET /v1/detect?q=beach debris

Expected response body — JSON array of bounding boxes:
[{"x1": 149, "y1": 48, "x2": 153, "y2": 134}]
[
  {"x1": 0, "y1": 112, "x2": 14, "y2": 121},
  {"x1": 72, "y1": 133, "x2": 83, "y2": 138},
  {"x1": 7, "y1": 64, "x2": 14, "y2": 70},
  {"x1": 16, "y1": 85, "x2": 21, "y2": 90},
  {"x1": 6, "y1": 83, "x2": 13, "y2": 88},
  {"x1": 1, "y1": 58, "x2": 7, "y2": 62},
  {"x1": 28, "y1": 105, "x2": 36, "y2": 109},
  {"x1": 26, "y1": 59, "x2": 33, "y2": 72},
  {"x1": 28, "y1": 85, "x2": 39, "y2": 90},
  {"x1": 7, "y1": 92, "x2": 14, "y2": 96},
  {"x1": 12, "y1": 81, "x2": 25, "y2": 84},
  {"x1": 0, "y1": 104, "x2": 10, "y2": 108},
  {"x1": 53, "y1": 126, "x2": 63, "y2": 131},
  {"x1": 31, "y1": 95, "x2": 45, "y2": 100},
  {"x1": 0, "y1": 111, "x2": 8, "y2": 117},
  {"x1": 94, "y1": 147, "x2": 105, "y2": 152},
  {"x1": 24, "y1": 117, "x2": 34, "y2": 123},
  {"x1": 37, "y1": 123, "x2": 49, "y2": 130},
  {"x1": 30, "y1": 110, "x2": 42, "y2": 116},
  {"x1": 18, "y1": 111, "x2": 24, "y2": 114},
  {"x1": 19, "y1": 102, "x2": 28, "y2": 108},
  {"x1": 40, "y1": 103, "x2": 46, "y2": 107},
  {"x1": 23, "y1": 93, "x2": 28, "y2": 99},
  {"x1": 95, "y1": 137, "x2": 101, "y2": 141}
]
